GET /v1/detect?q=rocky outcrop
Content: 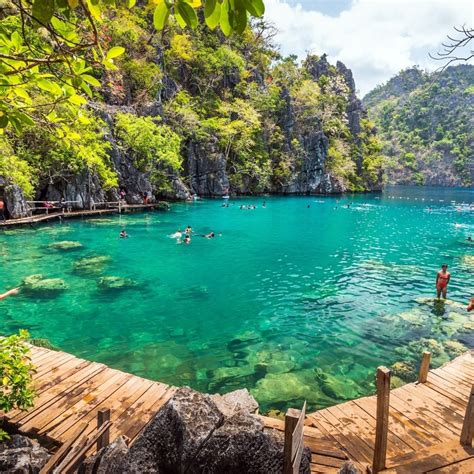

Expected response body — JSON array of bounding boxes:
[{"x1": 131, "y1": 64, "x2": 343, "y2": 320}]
[
  {"x1": 84, "y1": 387, "x2": 311, "y2": 474},
  {"x1": 184, "y1": 139, "x2": 230, "y2": 197},
  {"x1": 0, "y1": 434, "x2": 50, "y2": 473},
  {"x1": 4, "y1": 184, "x2": 30, "y2": 218}
]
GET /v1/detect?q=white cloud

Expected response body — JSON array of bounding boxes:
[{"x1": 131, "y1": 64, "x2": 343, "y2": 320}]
[{"x1": 264, "y1": 0, "x2": 474, "y2": 96}]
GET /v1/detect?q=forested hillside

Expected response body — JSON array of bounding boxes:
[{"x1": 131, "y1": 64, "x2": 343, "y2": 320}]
[
  {"x1": 363, "y1": 65, "x2": 474, "y2": 187},
  {"x1": 0, "y1": 5, "x2": 384, "y2": 216}
]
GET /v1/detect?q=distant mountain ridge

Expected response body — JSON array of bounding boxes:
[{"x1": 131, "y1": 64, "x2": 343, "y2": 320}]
[{"x1": 363, "y1": 65, "x2": 474, "y2": 187}]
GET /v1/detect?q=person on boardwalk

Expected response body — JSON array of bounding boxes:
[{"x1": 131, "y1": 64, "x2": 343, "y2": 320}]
[
  {"x1": 0, "y1": 198, "x2": 6, "y2": 222},
  {"x1": 0, "y1": 288, "x2": 19, "y2": 301},
  {"x1": 436, "y1": 264, "x2": 450, "y2": 299}
]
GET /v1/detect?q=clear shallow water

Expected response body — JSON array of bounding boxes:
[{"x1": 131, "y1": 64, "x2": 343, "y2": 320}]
[{"x1": 0, "y1": 186, "x2": 473, "y2": 412}]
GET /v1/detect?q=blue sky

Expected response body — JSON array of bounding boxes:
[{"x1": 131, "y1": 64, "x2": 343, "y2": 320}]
[{"x1": 264, "y1": 0, "x2": 474, "y2": 96}]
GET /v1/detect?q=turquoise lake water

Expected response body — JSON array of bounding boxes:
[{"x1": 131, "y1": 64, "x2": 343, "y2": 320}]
[{"x1": 0, "y1": 186, "x2": 473, "y2": 412}]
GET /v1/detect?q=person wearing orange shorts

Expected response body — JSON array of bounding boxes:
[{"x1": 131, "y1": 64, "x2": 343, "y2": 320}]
[{"x1": 436, "y1": 264, "x2": 450, "y2": 299}]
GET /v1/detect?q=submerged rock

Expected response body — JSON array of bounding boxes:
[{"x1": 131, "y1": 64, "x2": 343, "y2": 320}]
[
  {"x1": 460, "y1": 255, "x2": 474, "y2": 269},
  {"x1": 49, "y1": 240, "x2": 83, "y2": 250},
  {"x1": 0, "y1": 434, "x2": 50, "y2": 473},
  {"x1": 443, "y1": 340, "x2": 467, "y2": 357},
  {"x1": 390, "y1": 361, "x2": 416, "y2": 381},
  {"x1": 22, "y1": 274, "x2": 68, "y2": 293},
  {"x1": 314, "y1": 368, "x2": 360, "y2": 400},
  {"x1": 73, "y1": 255, "x2": 111, "y2": 274},
  {"x1": 98, "y1": 276, "x2": 138, "y2": 290}
]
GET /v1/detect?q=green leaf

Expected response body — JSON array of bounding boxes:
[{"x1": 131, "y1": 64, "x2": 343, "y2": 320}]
[
  {"x1": 153, "y1": 2, "x2": 170, "y2": 31},
  {"x1": 81, "y1": 74, "x2": 101, "y2": 87},
  {"x1": 0, "y1": 114, "x2": 8, "y2": 129},
  {"x1": 204, "y1": 0, "x2": 221, "y2": 30},
  {"x1": 32, "y1": 0, "x2": 55, "y2": 25},
  {"x1": 106, "y1": 46, "x2": 125, "y2": 60},
  {"x1": 176, "y1": 1, "x2": 198, "y2": 29},
  {"x1": 80, "y1": 81, "x2": 93, "y2": 98},
  {"x1": 243, "y1": 0, "x2": 264, "y2": 16},
  {"x1": 220, "y1": 0, "x2": 232, "y2": 36},
  {"x1": 11, "y1": 31, "x2": 22, "y2": 49},
  {"x1": 68, "y1": 94, "x2": 87, "y2": 105},
  {"x1": 16, "y1": 112, "x2": 35, "y2": 127},
  {"x1": 234, "y1": 0, "x2": 247, "y2": 33},
  {"x1": 127, "y1": 0, "x2": 136, "y2": 7},
  {"x1": 37, "y1": 79, "x2": 62, "y2": 96}
]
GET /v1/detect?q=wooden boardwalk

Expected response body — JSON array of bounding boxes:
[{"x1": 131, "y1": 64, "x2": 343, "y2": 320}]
[
  {"x1": 297, "y1": 351, "x2": 472, "y2": 473},
  {"x1": 2, "y1": 345, "x2": 176, "y2": 448},
  {"x1": 2, "y1": 345, "x2": 472, "y2": 473}
]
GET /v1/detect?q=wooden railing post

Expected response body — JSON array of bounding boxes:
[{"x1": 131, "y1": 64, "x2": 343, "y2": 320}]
[
  {"x1": 372, "y1": 367, "x2": 391, "y2": 474},
  {"x1": 283, "y1": 402, "x2": 306, "y2": 474},
  {"x1": 418, "y1": 351, "x2": 431, "y2": 383},
  {"x1": 97, "y1": 408, "x2": 111, "y2": 451},
  {"x1": 460, "y1": 384, "x2": 474, "y2": 446}
]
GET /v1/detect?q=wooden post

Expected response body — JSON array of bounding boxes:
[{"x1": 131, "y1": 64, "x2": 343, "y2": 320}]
[
  {"x1": 97, "y1": 408, "x2": 110, "y2": 451},
  {"x1": 460, "y1": 384, "x2": 474, "y2": 446},
  {"x1": 418, "y1": 351, "x2": 431, "y2": 383},
  {"x1": 372, "y1": 367, "x2": 391, "y2": 474},
  {"x1": 283, "y1": 408, "x2": 299, "y2": 474}
]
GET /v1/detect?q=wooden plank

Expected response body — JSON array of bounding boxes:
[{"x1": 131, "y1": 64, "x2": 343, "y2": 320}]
[
  {"x1": 284, "y1": 407, "x2": 300, "y2": 474},
  {"x1": 18, "y1": 365, "x2": 112, "y2": 432},
  {"x1": 353, "y1": 396, "x2": 439, "y2": 447},
  {"x1": 434, "y1": 366, "x2": 474, "y2": 388},
  {"x1": 427, "y1": 458, "x2": 474, "y2": 473},
  {"x1": 425, "y1": 379, "x2": 469, "y2": 408},
  {"x1": 336, "y1": 401, "x2": 412, "y2": 456},
  {"x1": 384, "y1": 442, "x2": 474, "y2": 473},
  {"x1": 8, "y1": 363, "x2": 106, "y2": 423},
  {"x1": 97, "y1": 408, "x2": 111, "y2": 451},
  {"x1": 389, "y1": 388, "x2": 460, "y2": 438},
  {"x1": 372, "y1": 366, "x2": 391, "y2": 473},
  {"x1": 292, "y1": 402, "x2": 306, "y2": 461},
  {"x1": 460, "y1": 385, "x2": 474, "y2": 446},
  {"x1": 33, "y1": 361, "x2": 92, "y2": 394},
  {"x1": 311, "y1": 453, "x2": 346, "y2": 468},
  {"x1": 428, "y1": 372, "x2": 471, "y2": 399},
  {"x1": 309, "y1": 410, "x2": 373, "y2": 464},
  {"x1": 418, "y1": 351, "x2": 431, "y2": 383},
  {"x1": 39, "y1": 371, "x2": 131, "y2": 437},
  {"x1": 395, "y1": 385, "x2": 465, "y2": 429},
  {"x1": 292, "y1": 438, "x2": 305, "y2": 473}
]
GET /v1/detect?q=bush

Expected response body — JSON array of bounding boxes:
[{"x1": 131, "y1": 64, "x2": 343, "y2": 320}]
[{"x1": 0, "y1": 330, "x2": 36, "y2": 440}]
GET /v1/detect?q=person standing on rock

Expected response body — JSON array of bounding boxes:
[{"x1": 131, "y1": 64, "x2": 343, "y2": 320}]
[
  {"x1": 0, "y1": 198, "x2": 6, "y2": 222},
  {"x1": 436, "y1": 264, "x2": 450, "y2": 299}
]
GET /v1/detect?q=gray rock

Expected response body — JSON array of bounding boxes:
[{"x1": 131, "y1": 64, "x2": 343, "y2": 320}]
[
  {"x1": 121, "y1": 388, "x2": 223, "y2": 472},
  {"x1": 80, "y1": 436, "x2": 129, "y2": 474},
  {"x1": 4, "y1": 184, "x2": 30, "y2": 219},
  {"x1": 92, "y1": 387, "x2": 311, "y2": 474},
  {"x1": 211, "y1": 388, "x2": 259, "y2": 417},
  {"x1": 0, "y1": 434, "x2": 50, "y2": 473},
  {"x1": 339, "y1": 461, "x2": 360, "y2": 474}
]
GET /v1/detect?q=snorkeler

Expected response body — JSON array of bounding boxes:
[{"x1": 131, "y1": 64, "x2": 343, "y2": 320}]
[
  {"x1": 436, "y1": 264, "x2": 450, "y2": 299},
  {"x1": 0, "y1": 288, "x2": 19, "y2": 301},
  {"x1": 204, "y1": 232, "x2": 215, "y2": 239},
  {"x1": 120, "y1": 229, "x2": 129, "y2": 238}
]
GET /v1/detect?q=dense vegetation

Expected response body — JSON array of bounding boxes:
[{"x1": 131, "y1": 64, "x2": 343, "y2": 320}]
[
  {"x1": 0, "y1": 3, "x2": 383, "y2": 203},
  {"x1": 363, "y1": 65, "x2": 474, "y2": 187}
]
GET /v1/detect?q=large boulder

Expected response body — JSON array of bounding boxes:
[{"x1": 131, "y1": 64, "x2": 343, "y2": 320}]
[
  {"x1": 4, "y1": 184, "x2": 30, "y2": 218},
  {"x1": 80, "y1": 436, "x2": 129, "y2": 474},
  {"x1": 0, "y1": 434, "x2": 50, "y2": 473},
  {"x1": 86, "y1": 387, "x2": 311, "y2": 473}
]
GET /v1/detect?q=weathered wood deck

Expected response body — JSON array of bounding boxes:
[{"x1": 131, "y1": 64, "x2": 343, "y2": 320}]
[
  {"x1": 2, "y1": 345, "x2": 176, "y2": 448},
  {"x1": 1, "y1": 346, "x2": 472, "y2": 473}
]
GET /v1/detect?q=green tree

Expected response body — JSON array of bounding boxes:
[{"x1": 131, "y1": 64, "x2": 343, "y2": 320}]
[{"x1": 0, "y1": 330, "x2": 36, "y2": 440}]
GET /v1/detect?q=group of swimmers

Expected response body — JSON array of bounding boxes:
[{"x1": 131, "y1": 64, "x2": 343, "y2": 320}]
[
  {"x1": 169, "y1": 226, "x2": 216, "y2": 245},
  {"x1": 239, "y1": 202, "x2": 266, "y2": 210}
]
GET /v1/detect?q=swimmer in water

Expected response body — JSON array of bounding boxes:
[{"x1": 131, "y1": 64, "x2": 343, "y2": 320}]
[
  {"x1": 467, "y1": 236, "x2": 473, "y2": 242},
  {"x1": 468, "y1": 298, "x2": 474, "y2": 312},
  {"x1": 204, "y1": 232, "x2": 215, "y2": 239},
  {"x1": 0, "y1": 288, "x2": 19, "y2": 301},
  {"x1": 170, "y1": 230, "x2": 182, "y2": 239},
  {"x1": 183, "y1": 235, "x2": 191, "y2": 244},
  {"x1": 185, "y1": 225, "x2": 192, "y2": 235},
  {"x1": 120, "y1": 229, "x2": 128, "y2": 238},
  {"x1": 436, "y1": 264, "x2": 450, "y2": 299}
]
